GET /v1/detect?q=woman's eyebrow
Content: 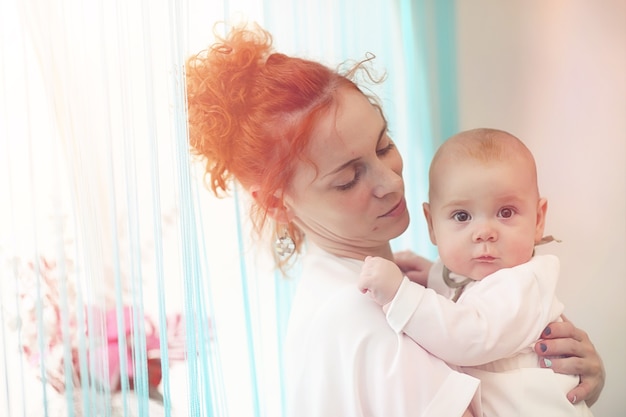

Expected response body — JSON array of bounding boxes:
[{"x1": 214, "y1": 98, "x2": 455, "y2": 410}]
[
  {"x1": 323, "y1": 157, "x2": 361, "y2": 178},
  {"x1": 322, "y1": 122, "x2": 388, "y2": 178},
  {"x1": 377, "y1": 121, "x2": 388, "y2": 143}
]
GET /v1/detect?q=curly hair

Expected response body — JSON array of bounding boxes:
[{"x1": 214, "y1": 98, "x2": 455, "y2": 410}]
[{"x1": 186, "y1": 23, "x2": 373, "y2": 268}]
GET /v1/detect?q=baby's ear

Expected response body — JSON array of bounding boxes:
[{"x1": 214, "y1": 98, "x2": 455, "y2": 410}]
[
  {"x1": 534, "y1": 197, "x2": 548, "y2": 243},
  {"x1": 422, "y1": 202, "x2": 437, "y2": 245},
  {"x1": 250, "y1": 186, "x2": 293, "y2": 223}
]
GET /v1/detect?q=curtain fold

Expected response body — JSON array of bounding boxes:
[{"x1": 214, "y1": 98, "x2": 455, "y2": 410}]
[
  {"x1": 394, "y1": 0, "x2": 459, "y2": 258},
  {"x1": 0, "y1": 1, "x2": 457, "y2": 416}
]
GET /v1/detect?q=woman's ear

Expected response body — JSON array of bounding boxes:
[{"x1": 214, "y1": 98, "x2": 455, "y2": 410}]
[
  {"x1": 250, "y1": 186, "x2": 293, "y2": 223},
  {"x1": 268, "y1": 202, "x2": 293, "y2": 223}
]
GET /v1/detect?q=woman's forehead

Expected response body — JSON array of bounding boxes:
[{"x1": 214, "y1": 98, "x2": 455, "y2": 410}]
[{"x1": 305, "y1": 89, "x2": 385, "y2": 173}]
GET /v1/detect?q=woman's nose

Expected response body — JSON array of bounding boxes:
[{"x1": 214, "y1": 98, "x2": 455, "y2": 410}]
[{"x1": 372, "y1": 165, "x2": 403, "y2": 198}]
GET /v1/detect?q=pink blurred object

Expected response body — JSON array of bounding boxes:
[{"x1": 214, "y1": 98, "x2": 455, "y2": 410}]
[
  {"x1": 13, "y1": 256, "x2": 188, "y2": 395},
  {"x1": 90, "y1": 306, "x2": 162, "y2": 391}
]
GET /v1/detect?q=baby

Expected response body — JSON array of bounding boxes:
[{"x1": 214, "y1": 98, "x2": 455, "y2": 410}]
[{"x1": 359, "y1": 128, "x2": 594, "y2": 416}]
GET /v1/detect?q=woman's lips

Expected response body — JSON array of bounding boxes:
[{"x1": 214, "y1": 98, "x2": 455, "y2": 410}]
[{"x1": 380, "y1": 198, "x2": 406, "y2": 217}]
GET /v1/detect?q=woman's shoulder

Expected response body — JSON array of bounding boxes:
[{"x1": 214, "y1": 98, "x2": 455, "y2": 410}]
[{"x1": 291, "y1": 249, "x2": 391, "y2": 336}]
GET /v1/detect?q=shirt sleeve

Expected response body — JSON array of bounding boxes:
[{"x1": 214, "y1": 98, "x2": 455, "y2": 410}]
[
  {"x1": 355, "y1": 330, "x2": 482, "y2": 417},
  {"x1": 385, "y1": 255, "x2": 564, "y2": 366},
  {"x1": 285, "y1": 246, "x2": 482, "y2": 417}
]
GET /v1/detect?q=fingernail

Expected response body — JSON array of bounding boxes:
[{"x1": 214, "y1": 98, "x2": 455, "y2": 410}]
[
  {"x1": 540, "y1": 343, "x2": 547, "y2": 353},
  {"x1": 544, "y1": 358, "x2": 552, "y2": 368},
  {"x1": 571, "y1": 395, "x2": 577, "y2": 404},
  {"x1": 543, "y1": 326, "x2": 551, "y2": 336}
]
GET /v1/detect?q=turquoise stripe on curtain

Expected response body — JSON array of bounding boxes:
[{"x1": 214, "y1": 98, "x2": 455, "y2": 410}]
[
  {"x1": 432, "y1": 1, "x2": 459, "y2": 142},
  {"x1": 398, "y1": 0, "x2": 459, "y2": 142},
  {"x1": 395, "y1": 0, "x2": 459, "y2": 259},
  {"x1": 233, "y1": 186, "x2": 261, "y2": 417}
]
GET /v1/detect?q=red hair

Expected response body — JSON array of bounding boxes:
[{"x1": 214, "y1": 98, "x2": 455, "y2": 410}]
[{"x1": 186, "y1": 23, "x2": 369, "y2": 265}]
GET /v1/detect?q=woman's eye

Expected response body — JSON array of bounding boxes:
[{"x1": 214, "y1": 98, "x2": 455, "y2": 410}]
[
  {"x1": 376, "y1": 141, "x2": 395, "y2": 157},
  {"x1": 336, "y1": 170, "x2": 361, "y2": 191},
  {"x1": 498, "y1": 207, "x2": 514, "y2": 218},
  {"x1": 453, "y1": 211, "x2": 471, "y2": 222}
]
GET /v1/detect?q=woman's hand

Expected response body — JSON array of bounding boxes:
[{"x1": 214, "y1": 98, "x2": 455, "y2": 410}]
[
  {"x1": 534, "y1": 315, "x2": 605, "y2": 406},
  {"x1": 392, "y1": 250, "x2": 433, "y2": 287}
]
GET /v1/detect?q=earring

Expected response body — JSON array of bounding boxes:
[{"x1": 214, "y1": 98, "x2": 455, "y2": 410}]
[{"x1": 274, "y1": 228, "x2": 295, "y2": 257}]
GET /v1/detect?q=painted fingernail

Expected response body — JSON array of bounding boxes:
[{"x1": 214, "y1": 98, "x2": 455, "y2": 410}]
[
  {"x1": 543, "y1": 326, "x2": 551, "y2": 336},
  {"x1": 540, "y1": 343, "x2": 547, "y2": 352},
  {"x1": 544, "y1": 358, "x2": 552, "y2": 368}
]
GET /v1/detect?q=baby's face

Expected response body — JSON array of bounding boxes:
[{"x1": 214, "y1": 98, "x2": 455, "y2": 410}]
[{"x1": 425, "y1": 156, "x2": 546, "y2": 280}]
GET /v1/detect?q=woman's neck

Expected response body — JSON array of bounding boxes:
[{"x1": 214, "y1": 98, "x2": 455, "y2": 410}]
[{"x1": 307, "y1": 238, "x2": 394, "y2": 262}]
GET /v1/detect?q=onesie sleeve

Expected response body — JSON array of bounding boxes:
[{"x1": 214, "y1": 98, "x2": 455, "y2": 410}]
[{"x1": 385, "y1": 255, "x2": 564, "y2": 366}]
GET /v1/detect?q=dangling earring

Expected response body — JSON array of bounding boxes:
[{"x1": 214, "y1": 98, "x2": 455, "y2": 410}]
[{"x1": 274, "y1": 227, "x2": 295, "y2": 257}]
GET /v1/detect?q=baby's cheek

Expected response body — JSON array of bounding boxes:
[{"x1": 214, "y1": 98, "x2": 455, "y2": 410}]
[{"x1": 436, "y1": 245, "x2": 459, "y2": 268}]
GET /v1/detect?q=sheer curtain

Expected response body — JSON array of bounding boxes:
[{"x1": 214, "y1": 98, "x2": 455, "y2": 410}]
[{"x1": 0, "y1": 0, "x2": 457, "y2": 416}]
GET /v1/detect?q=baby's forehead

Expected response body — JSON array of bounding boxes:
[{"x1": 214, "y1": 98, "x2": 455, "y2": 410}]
[
  {"x1": 430, "y1": 137, "x2": 539, "y2": 196},
  {"x1": 435, "y1": 133, "x2": 533, "y2": 170}
]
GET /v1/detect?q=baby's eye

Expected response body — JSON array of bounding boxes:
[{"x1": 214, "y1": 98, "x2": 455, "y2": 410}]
[
  {"x1": 453, "y1": 211, "x2": 471, "y2": 222},
  {"x1": 498, "y1": 207, "x2": 514, "y2": 219}
]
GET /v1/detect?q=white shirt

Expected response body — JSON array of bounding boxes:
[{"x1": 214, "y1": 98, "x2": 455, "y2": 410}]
[
  {"x1": 284, "y1": 243, "x2": 481, "y2": 417},
  {"x1": 386, "y1": 255, "x2": 594, "y2": 416}
]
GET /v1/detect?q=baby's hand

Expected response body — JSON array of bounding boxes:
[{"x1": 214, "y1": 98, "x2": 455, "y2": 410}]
[{"x1": 358, "y1": 256, "x2": 404, "y2": 306}]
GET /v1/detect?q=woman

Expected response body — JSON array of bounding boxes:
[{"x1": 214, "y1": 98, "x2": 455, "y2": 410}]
[{"x1": 186, "y1": 23, "x2": 605, "y2": 417}]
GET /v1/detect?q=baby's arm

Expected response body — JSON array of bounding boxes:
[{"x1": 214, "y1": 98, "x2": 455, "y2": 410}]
[
  {"x1": 387, "y1": 255, "x2": 563, "y2": 366},
  {"x1": 358, "y1": 256, "x2": 406, "y2": 306}
]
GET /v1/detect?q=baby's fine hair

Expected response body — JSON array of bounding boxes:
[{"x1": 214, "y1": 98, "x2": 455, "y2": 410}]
[
  {"x1": 438, "y1": 128, "x2": 532, "y2": 162},
  {"x1": 428, "y1": 128, "x2": 539, "y2": 198}
]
